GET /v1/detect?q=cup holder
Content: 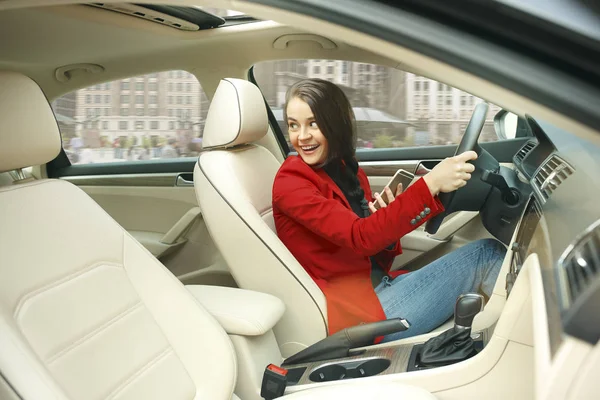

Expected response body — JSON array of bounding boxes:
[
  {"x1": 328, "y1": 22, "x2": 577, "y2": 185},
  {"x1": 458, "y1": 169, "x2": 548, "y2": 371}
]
[
  {"x1": 357, "y1": 359, "x2": 391, "y2": 376},
  {"x1": 309, "y1": 364, "x2": 347, "y2": 382},
  {"x1": 309, "y1": 358, "x2": 391, "y2": 382}
]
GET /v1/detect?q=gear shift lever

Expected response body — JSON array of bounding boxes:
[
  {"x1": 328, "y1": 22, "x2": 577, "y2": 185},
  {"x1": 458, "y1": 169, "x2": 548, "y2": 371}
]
[
  {"x1": 454, "y1": 293, "x2": 484, "y2": 331},
  {"x1": 418, "y1": 293, "x2": 484, "y2": 368}
]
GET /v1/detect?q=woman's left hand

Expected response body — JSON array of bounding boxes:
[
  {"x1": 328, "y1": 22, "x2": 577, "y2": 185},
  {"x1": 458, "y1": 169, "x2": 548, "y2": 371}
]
[{"x1": 368, "y1": 184, "x2": 402, "y2": 213}]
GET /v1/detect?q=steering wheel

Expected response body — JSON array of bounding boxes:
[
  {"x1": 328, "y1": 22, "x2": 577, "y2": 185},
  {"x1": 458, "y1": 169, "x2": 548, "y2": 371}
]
[{"x1": 424, "y1": 102, "x2": 489, "y2": 235}]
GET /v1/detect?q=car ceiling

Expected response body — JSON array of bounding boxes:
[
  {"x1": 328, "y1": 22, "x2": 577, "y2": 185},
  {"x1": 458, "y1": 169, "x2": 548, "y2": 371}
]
[
  {"x1": 0, "y1": 4, "x2": 399, "y2": 100},
  {"x1": 1, "y1": 0, "x2": 599, "y2": 148}
]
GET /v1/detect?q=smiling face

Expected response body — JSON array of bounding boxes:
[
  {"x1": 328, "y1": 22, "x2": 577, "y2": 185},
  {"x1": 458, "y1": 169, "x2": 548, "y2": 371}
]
[{"x1": 286, "y1": 96, "x2": 329, "y2": 166}]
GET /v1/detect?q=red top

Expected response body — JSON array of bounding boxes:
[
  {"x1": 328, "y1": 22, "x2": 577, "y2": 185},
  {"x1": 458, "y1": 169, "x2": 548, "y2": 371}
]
[{"x1": 272, "y1": 156, "x2": 444, "y2": 335}]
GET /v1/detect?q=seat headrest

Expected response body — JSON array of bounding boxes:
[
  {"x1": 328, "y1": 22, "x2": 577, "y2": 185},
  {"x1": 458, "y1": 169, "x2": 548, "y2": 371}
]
[
  {"x1": 202, "y1": 78, "x2": 268, "y2": 149},
  {"x1": 0, "y1": 71, "x2": 61, "y2": 172}
]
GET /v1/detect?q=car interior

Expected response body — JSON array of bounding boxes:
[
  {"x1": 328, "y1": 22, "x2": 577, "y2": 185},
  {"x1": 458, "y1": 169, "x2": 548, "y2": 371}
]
[{"x1": 0, "y1": 1, "x2": 599, "y2": 399}]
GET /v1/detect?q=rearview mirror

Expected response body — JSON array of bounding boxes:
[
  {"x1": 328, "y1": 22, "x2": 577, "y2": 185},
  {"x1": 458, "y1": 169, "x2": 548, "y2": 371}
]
[{"x1": 493, "y1": 110, "x2": 519, "y2": 140}]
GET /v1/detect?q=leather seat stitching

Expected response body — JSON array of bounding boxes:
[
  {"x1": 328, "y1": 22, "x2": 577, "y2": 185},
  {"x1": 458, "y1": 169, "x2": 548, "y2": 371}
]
[
  {"x1": 46, "y1": 301, "x2": 143, "y2": 364},
  {"x1": 105, "y1": 346, "x2": 173, "y2": 400},
  {"x1": 13, "y1": 262, "x2": 122, "y2": 319},
  {"x1": 209, "y1": 311, "x2": 265, "y2": 334},
  {"x1": 259, "y1": 208, "x2": 273, "y2": 218},
  {"x1": 121, "y1": 232, "x2": 238, "y2": 395}
]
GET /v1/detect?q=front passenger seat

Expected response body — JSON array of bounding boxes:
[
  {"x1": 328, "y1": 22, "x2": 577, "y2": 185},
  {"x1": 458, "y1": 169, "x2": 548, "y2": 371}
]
[
  {"x1": 194, "y1": 78, "x2": 329, "y2": 357},
  {"x1": 0, "y1": 71, "x2": 436, "y2": 400}
]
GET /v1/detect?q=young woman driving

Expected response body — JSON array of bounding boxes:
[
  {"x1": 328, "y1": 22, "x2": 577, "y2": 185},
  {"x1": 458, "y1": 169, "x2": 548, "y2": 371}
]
[{"x1": 272, "y1": 79, "x2": 506, "y2": 342}]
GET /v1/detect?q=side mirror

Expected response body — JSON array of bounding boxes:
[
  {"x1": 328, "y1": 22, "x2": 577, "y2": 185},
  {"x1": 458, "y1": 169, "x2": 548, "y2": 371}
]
[{"x1": 493, "y1": 110, "x2": 519, "y2": 140}]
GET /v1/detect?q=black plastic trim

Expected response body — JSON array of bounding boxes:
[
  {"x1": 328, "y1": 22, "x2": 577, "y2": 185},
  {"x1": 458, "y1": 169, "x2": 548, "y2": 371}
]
[
  {"x1": 283, "y1": 318, "x2": 409, "y2": 366},
  {"x1": 46, "y1": 147, "x2": 72, "y2": 176},
  {"x1": 48, "y1": 158, "x2": 198, "y2": 178},
  {"x1": 244, "y1": 0, "x2": 600, "y2": 134},
  {"x1": 407, "y1": 340, "x2": 484, "y2": 372},
  {"x1": 563, "y1": 277, "x2": 600, "y2": 345},
  {"x1": 133, "y1": 4, "x2": 226, "y2": 29},
  {"x1": 354, "y1": 138, "x2": 529, "y2": 163},
  {"x1": 285, "y1": 366, "x2": 307, "y2": 385},
  {"x1": 248, "y1": 66, "x2": 290, "y2": 155}
]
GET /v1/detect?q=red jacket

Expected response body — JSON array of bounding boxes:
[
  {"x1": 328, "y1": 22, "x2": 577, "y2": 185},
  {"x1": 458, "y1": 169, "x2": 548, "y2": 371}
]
[{"x1": 272, "y1": 156, "x2": 444, "y2": 335}]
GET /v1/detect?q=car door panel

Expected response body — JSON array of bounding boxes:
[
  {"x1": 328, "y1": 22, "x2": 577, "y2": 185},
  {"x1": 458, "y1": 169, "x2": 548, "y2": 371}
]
[{"x1": 61, "y1": 172, "x2": 235, "y2": 287}]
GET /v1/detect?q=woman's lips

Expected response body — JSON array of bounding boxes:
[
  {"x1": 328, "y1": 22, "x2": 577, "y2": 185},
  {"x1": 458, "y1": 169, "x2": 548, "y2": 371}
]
[{"x1": 300, "y1": 144, "x2": 319, "y2": 154}]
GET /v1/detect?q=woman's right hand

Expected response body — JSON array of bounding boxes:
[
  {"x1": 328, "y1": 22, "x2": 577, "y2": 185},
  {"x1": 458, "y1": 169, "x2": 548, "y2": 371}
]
[{"x1": 422, "y1": 151, "x2": 477, "y2": 196}]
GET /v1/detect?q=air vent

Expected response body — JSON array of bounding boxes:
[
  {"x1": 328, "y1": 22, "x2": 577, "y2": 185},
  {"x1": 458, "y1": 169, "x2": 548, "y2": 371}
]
[
  {"x1": 533, "y1": 155, "x2": 574, "y2": 201},
  {"x1": 514, "y1": 141, "x2": 536, "y2": 164},
  {"x1": 559, "y1": 219, "x2": 600, "y2": 344},
  {"x1": 88, "y1": 3, "x2": 200, "y2": 31},
  {"x1": 559, "y1": 219, "x2": 600, "y2": 308}
]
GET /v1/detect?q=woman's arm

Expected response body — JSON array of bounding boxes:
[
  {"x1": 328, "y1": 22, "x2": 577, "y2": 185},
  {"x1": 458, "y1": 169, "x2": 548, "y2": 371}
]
[{"x1": 273, "y1": 166, "x2": 443, "y2": 256}]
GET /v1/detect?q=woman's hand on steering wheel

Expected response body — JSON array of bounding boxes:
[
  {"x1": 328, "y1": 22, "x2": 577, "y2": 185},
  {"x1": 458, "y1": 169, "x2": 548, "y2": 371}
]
[{"x1": 423, "y1": 151, "x2": 478, "y2": 196}]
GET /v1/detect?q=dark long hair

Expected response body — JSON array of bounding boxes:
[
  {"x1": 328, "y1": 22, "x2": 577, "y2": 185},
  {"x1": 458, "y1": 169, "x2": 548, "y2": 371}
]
[{"x1": 284, "y1": 79, "x2": 365, "y2": 203}]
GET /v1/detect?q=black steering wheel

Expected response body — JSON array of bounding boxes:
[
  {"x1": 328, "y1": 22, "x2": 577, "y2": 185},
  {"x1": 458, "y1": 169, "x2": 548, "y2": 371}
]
[{"x1": 425, "y1": 102, "x2": 490, "y2": 235}]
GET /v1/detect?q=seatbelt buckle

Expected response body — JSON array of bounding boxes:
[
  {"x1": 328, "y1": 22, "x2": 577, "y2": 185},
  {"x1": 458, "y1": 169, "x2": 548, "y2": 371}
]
[{"x1": 260, "y1": 363, "x2": 288, "y2": 399}]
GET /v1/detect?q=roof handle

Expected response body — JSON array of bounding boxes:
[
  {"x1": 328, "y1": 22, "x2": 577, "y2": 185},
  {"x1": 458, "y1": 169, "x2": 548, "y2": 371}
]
[
  {"x1": 55, "y1": 63, "x2": 105, "y2": 83},
  {"x1": 273, "y1": 34, "x2": 337, "y2": 50}
]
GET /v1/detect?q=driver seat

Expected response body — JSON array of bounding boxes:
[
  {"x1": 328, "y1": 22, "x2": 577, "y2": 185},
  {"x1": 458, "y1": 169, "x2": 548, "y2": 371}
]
[{"x1": 194, "y1": 78, "x2": 328, "y2": 357}]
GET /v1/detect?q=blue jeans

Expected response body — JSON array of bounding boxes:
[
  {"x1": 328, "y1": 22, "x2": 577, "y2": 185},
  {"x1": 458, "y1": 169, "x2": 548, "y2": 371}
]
[{"x1": 375, "y1": 238, "x2": 506, "y2": 342}]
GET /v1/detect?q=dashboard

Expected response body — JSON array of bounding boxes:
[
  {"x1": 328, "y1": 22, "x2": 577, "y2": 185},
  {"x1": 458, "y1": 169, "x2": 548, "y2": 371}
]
[{"x1": 506, "y1": 115, "x2": 600, "y2": 355}]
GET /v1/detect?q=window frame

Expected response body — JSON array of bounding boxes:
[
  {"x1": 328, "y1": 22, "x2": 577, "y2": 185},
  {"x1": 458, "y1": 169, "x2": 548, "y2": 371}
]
[
  {"x1": 249, "y1": 61, "x2": 532, "y2": 164},
  {"x1": 248, "y1": 66, "x2": 290, "y2": 155},
  {"x1": 47, "y1": 69, "x2": 208, "y2": 176}
]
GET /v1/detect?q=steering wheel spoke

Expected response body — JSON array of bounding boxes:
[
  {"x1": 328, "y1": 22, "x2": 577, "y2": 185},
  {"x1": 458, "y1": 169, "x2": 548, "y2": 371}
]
[{"x1": 425, "y1": 103, "x2": 491, "y2": 235}]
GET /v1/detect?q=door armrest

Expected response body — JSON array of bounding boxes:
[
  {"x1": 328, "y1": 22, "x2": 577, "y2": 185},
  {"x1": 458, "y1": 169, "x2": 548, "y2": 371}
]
[{"x1": 186, "y1": 285, "x2": 285, "y2": 336}]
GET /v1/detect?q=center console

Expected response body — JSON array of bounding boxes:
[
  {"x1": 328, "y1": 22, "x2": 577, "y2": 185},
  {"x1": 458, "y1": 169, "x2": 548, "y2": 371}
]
[
  {"x1": 281, "y1": 327, "x2": 490, "y2": 386},
  {"x1": 283, "y1": 293, "x2": 490, "y2": 386}
]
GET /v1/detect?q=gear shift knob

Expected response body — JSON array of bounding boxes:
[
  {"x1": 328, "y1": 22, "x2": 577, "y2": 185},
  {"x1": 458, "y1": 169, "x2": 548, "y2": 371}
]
[{"x1": 454, "y1": 293, "x2": 484, "y2": 331}]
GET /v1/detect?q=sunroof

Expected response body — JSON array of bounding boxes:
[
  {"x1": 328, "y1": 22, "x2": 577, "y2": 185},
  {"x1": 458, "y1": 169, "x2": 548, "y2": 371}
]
[
  {"x1": 194, "y1": 7, "x2": 246, "y2": 18},
  {"x1": 89, "y1": 3, "x2": 258, "y2": 31}
]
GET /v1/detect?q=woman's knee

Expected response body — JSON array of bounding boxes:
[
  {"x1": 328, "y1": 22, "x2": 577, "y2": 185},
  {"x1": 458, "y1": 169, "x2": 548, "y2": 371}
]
[{"x1": 474, "y1": 238, "x2": 507, "y2": 256}]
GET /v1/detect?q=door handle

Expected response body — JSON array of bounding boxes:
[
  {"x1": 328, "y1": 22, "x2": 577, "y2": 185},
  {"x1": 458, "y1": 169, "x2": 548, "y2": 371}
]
[
  {"x1": 160, "y1": 207, "x2": 202, "y2": 245},
  {"x1": 415, "y1": 164, "x2": 432, "y2": 176},
  {"x1": 176, "y1": 174, "x2": 194, "y2": 187}
]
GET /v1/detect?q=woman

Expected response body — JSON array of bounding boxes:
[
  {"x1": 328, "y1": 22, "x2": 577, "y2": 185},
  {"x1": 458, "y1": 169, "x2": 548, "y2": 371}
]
[{"x1": 272, "y1": 79, "x2": 506, "y2": 342}]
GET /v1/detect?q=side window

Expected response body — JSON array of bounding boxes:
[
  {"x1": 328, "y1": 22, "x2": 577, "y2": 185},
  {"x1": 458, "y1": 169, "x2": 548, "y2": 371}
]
[
  {"x1": 51, "y1": 70, "x2": 210, "y2": 165},
  {"x1": 253, "y1": 60, "x2": 502, "y2": 150}
]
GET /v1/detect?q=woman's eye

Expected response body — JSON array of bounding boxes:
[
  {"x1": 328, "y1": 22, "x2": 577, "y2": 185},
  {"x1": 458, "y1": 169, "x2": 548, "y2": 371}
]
[
  {"x1": 288, "y1": 123, "x2": 298, "y2": 130},
  {"x1": 310, "y1": 121, "x2": 318, "y2": 128}
]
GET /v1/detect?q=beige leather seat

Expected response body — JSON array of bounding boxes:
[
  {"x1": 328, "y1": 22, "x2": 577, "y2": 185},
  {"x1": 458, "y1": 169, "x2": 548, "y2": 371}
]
[
  {"x1": 194, "y1": 78, "x2": 329, "y2": 357},
  {"x1": 0, "y1": 71, "x2": 436, "y2": 400}
]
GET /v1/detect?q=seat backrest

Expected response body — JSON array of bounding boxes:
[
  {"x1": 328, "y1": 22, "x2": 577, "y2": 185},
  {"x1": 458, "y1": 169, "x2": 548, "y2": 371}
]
[
  {"x1": 0, "y1": 71, "x2": 236, "y2": 400},
  {"x1": 195, "y1": 78, "x2": 328, "y2": 357}
]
